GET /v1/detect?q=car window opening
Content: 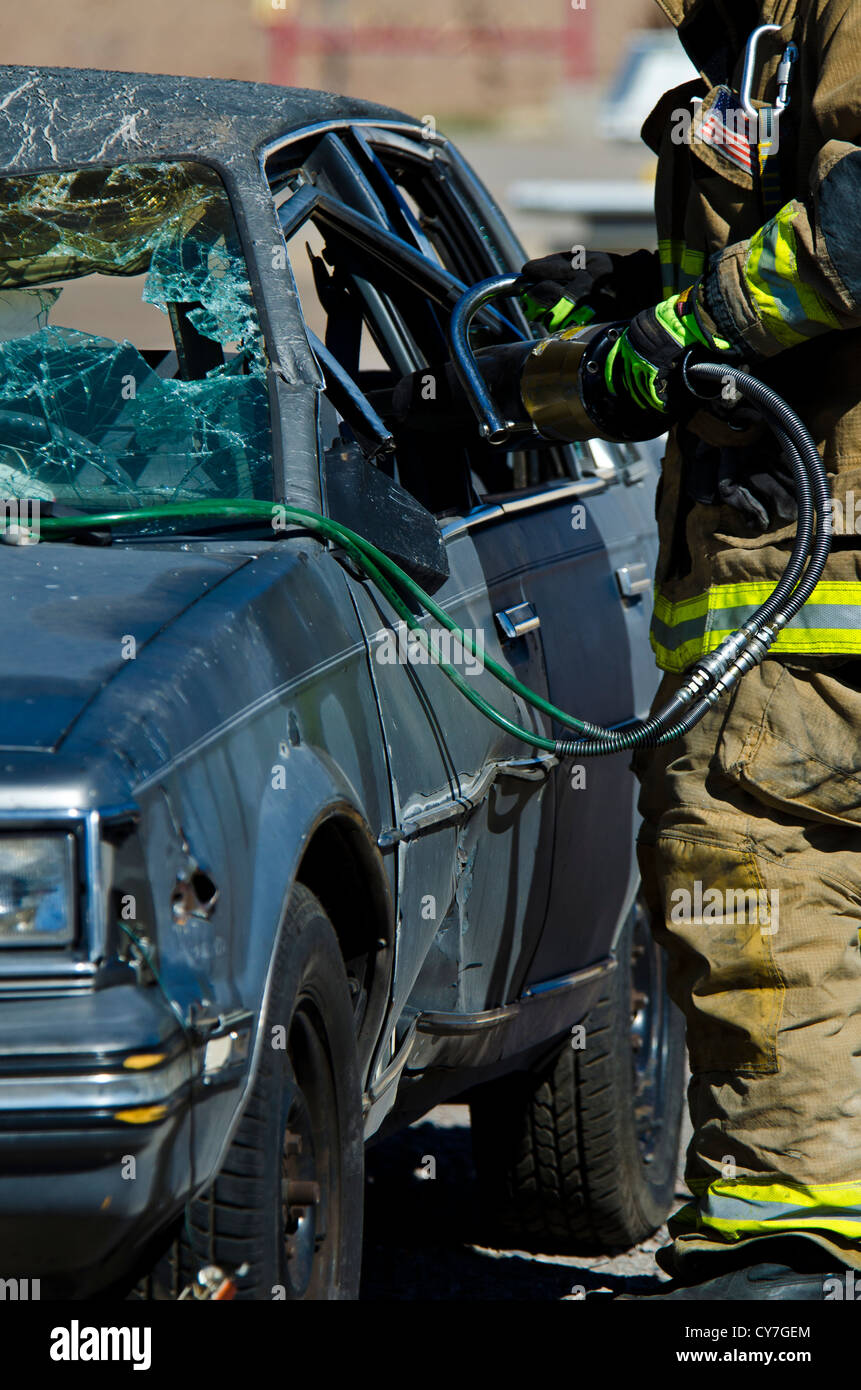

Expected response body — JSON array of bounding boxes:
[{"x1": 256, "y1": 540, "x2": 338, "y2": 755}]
[{"x1": 270, "y1": 131, "x2": 580, "y2": 520}]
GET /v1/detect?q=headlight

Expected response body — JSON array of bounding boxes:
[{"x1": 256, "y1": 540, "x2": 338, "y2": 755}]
[{"x1": 0, "y1": 834, "x2": 76, "y2": 947}]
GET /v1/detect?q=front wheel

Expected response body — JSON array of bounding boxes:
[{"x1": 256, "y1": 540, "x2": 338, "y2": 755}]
[
  {"x1": 470, "y1": 892, "x2": 685, "y2": 1251},
  {"x1": 139, "y1": 884, "x2": 364, "y2": 1300}
]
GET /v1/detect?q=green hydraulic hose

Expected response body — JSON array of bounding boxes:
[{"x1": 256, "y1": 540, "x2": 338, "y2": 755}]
[
  {"x1": 34, "y1": 500, "x2": 584, "y2": 753},
  {"x1": 29, "y1": 390, "x2": 822, "y2": 759},
  {"x1": 306, "y1": 512, "x2": 560, "y2": 749}
]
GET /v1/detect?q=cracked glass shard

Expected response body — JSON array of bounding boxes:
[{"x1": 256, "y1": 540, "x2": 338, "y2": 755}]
[{"x1": 0, "y1": 161, "x2": 272, "y2": 517}]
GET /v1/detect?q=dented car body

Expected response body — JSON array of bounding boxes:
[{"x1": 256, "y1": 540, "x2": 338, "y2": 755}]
[{"x1": 0, "y1": 68, "x2": 667, "y2": 1297}]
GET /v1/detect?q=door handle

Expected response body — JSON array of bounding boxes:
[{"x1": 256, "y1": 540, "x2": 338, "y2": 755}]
[
  {"x1": 615, "y1": 563, "x2": 651, "y2": 599},
  {"x1": 495, "y1": 601, "x2": 541, "y2": 641}
]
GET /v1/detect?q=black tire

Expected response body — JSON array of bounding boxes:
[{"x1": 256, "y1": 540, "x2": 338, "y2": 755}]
[
  {"x1": 139, "y1": 884, "x2": 364, "y2": 1300},
  {"x1": 470, "y1": 892, "x2": 684, "y2": 1251}
]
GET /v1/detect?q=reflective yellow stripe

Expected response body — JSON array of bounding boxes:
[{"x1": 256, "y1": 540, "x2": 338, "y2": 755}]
[
  {"x1": 671, "y1": 1179, "x2": 861, "y2": 1245},
  {"x1": 652, "y1": 579, "x2": 861, "y2": 672},
  {"x1": 658, "y1": 239, "x2": 703, "y2": 296},
  {"x1": 659, "y1": 238, "x2": 681, "y2": 296},
  {"x1": 680, "y1": 247, "x2": 705, "y2": 277},
  {"x1": 653, "y1": 578, "x2": 861, "y2": 621},
  {"x1": 658, "y1": 238, "x2": 684, "y2": 265},
  {"x1": 745, "y1": 203, "x2": 840, "y2": 347},
  {"x1": 653, "y1": 588, "x2": 710, "y2": 624},
  {"x1": 654, "y1": 628, "x2": 861, "y2": 671},
  {"x1": 688, "y1": 1178, "x2": 861, "y2": 1206}
]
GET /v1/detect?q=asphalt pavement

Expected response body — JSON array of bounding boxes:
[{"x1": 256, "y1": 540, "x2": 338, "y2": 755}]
[{"x1": 361, "y1": 1102, "x2": 691, "y2": 1300}]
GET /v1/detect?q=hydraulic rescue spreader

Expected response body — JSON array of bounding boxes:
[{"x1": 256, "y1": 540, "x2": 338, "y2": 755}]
[{"x1": 442, "y1": 274, "x2": 832, "y2": 755}]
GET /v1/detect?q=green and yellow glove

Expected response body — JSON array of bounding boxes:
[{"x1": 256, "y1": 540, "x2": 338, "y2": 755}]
[
  {"x1": 605, "y1": 287, "x2": 734, "y2": 413},
  {"x1": 517, "y1": 249, "x2": 661, "y2": 333}
]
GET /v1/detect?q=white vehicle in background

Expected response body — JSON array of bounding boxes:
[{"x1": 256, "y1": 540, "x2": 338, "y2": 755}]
[
  {"x1": 508, "y1": 30, "x2": 696, "y2": 245},
  {"x1": 601, "y1": 30, "x2": 698, "y2": 144}
]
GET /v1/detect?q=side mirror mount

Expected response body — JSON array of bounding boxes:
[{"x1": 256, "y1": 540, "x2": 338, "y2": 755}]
[{"x1": 322, "y1": 441, "x2": 450, "y2": 595}]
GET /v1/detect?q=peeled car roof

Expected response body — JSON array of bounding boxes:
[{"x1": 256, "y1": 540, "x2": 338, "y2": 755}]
[{"x1": 0, "y1": 66, "x2": 415, "y2": 175}]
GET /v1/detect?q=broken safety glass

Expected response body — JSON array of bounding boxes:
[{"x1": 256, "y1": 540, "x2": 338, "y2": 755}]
[{"x1": 0, "y1": 161, "x2": 272, "y2": 516}]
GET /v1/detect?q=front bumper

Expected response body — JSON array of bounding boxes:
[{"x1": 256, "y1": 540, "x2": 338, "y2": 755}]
[{"x1": 0, "y1": 984, "x2": 194, "y2": 1297}]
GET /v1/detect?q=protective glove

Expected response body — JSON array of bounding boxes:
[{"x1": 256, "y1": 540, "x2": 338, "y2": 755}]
[
  {"x1": 604, "y1": 286, "x2": 736, "y2": 414},
  {"x1": 718, "y1": 449, "x2": 798, "y2": 530},
  {"x1": 517, "y1": 248, "x2": 660, "y2": 332},
  {"x1": 683, "y1": 435, "x2": 798, "y2": 534}
]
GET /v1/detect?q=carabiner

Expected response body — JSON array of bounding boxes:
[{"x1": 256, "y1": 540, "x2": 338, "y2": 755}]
[
  {"x1": 775, "y1": 41, "x2": 798, "y2": 111},
  {"x1": 739, "y1": 23, "x2": 781, "y2": 119}
]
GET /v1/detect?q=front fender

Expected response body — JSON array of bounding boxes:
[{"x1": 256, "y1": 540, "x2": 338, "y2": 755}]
[{"x1": 150, "y1": 743, "x2": 393, "y2": 1191}]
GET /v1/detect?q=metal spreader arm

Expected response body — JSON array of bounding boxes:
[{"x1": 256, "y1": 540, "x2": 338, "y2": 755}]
[{"x1": 447, "y1": 273, "x2": 524, "y2": 444}]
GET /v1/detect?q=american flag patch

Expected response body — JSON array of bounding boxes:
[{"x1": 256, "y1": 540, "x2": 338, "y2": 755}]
[{"x1": 696, "y1": 86, "x2": 755, "y2": 173}]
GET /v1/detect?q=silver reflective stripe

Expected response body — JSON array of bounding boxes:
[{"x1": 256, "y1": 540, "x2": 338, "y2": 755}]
[
  {"x1": 651, "y1": 608, "x2": 712, "y2": 655},
  {"x1": 653, "y1": 599, "x2": 861, "y2": 659},
  {"x1": 701, "y1": 1192, "x2": 861, "y2": 1230}
]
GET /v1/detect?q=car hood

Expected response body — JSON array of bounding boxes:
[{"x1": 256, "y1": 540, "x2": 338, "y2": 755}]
[{"x1": 0, "y1": 541, "x2": 253, "y2": 751}]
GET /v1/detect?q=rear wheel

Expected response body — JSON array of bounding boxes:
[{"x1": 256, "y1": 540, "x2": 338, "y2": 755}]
[
  {"x1": 138, "y1": 884, "x2": 364, "y2": 1299},
  {"x1": 470, "y1": 893, "x2": 684, "y2": 1250}
]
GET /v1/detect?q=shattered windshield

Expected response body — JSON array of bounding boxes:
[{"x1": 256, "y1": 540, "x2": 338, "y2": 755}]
[{"x1": 0, "y1": 161, "x2": 272, "y2": 513}]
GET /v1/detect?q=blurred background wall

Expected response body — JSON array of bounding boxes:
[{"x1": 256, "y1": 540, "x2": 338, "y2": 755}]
[
  {"x1": 0, "y1": 1, "x2": 664, "y2": 119},
  {"x1": 0, "y1": 1, "x2": 683, "y2": 253},
  {"x1": 255, "y1": 0, "x2": 665, "y2": 127}
]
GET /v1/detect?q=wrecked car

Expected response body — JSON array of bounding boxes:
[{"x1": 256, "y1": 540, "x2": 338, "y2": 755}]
[{"x1": 0, "y1": 67, "x2": 683, "y2": 1299}]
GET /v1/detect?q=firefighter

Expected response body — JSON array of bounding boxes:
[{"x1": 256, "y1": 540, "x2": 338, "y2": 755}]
[{"x1": 519, "y1": 0, "x2": 861, "y2": 1299}]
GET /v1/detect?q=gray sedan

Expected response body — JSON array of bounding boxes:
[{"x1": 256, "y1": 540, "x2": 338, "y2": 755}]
[{"x1": 0, "y1": 65, "x2": 683, "y2": 1300}]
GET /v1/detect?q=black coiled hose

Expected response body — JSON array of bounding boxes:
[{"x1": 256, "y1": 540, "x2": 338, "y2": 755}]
[{"x1": 555, "y1": 360, "x2": 832, "y2": 757}]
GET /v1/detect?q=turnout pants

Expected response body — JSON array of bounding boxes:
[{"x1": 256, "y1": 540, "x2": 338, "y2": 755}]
[{"x1": 635, "y1": 657, "x2": 861, "y2": 1274}]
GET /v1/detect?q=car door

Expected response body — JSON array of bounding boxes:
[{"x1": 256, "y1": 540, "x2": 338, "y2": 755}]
[
  {"x1": 263, "y1": 119, "x2": 656, "y2": 1037},
  {"x1": 265, "y1": 126, "x2": 557, "y2": 1033},
  {"x1": 495, "y1": 443, "x2": 661, "y2": 989},
  {"x1": 358, "y1": 125, "x2": 660, "y2": 991}
]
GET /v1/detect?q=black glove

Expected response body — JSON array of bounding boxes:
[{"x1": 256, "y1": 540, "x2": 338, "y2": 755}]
[
  {"x1": 684, "y1": 435, "x2": 798, "y2": 533},
  {"x1": 718, "y1": 451, "x2": 798, "y2": 530},
  {"x1": 517, "y1": 249, "x2": 661, "y2": 331}
]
